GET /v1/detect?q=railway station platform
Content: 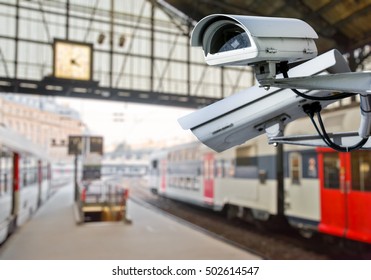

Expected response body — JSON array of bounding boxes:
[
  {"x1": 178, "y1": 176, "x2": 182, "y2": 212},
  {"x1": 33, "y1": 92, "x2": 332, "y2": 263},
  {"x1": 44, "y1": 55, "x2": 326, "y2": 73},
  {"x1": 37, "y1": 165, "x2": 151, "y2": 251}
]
[{"x1": 0, "y1": 183, "x2": 260, "y2": 260}]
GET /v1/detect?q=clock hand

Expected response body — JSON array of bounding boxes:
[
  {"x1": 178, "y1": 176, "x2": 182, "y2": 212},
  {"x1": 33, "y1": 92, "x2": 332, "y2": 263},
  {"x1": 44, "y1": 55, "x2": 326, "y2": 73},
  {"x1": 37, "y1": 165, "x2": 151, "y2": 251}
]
[{"x1": 70, "y1": 58, "x2": 80, "y2": 67}]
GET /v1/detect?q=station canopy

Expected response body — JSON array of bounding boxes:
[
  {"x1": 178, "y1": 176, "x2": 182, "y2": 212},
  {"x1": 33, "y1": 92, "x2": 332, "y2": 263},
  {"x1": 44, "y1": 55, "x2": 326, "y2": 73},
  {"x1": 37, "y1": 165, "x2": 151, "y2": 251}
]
[{"x1": 166, "y1": 0, "x2": 371, "y2": 55}]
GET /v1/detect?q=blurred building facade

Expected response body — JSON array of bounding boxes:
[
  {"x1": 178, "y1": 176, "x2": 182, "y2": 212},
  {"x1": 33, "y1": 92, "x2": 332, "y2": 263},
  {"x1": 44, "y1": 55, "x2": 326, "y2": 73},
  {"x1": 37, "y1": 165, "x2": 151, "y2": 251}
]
[{"x1": 0, "y1": 94, "x2": 85, "y2": 161}]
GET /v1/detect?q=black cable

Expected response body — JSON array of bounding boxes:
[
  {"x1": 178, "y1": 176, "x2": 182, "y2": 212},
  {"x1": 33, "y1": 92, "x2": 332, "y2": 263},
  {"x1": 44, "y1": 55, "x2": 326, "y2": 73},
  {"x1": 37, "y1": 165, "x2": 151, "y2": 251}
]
[
  {"x1": 307, "y1": 112, "x2": 333, "y2": 147},
  {"x1": 303, "y1": 103, "x2": 334, "y2": 147},
  {"x1": 292, "y1": 87, "x2": 354, "y2": 101},
  {"x1": 316, "y1": 111, "x2": 368, "y2": 152},
  {"x1": 303, "y1": 102, "x2": 368, "y2": 152}
]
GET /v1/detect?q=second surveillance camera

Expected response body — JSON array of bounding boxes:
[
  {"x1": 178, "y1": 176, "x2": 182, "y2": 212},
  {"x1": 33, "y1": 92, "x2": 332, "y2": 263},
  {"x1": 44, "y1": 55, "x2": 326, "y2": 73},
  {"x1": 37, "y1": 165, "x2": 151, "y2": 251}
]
[
  {"x1": 178, "y1": 50, "x2": 350, "y2": 152},
  {"x1": 191, "y1": 14, "x2": 318, "y2": 70}
]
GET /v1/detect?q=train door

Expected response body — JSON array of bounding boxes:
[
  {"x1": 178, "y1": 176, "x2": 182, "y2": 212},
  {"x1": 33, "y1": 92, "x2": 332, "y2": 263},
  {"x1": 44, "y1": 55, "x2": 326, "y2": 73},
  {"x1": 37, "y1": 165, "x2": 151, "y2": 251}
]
[
  {"x1": 11, "y1": 153, "x2": 20, "y2": 222},
  {"x1": 203, "y1": 153, "x2": 214, "y2": 205},
  {"x1": 317, "y1": 149, "x2": 347, "y2": 237},
  {"x1": 345, "y1": 151, "x2": 371, "y2": 243},
  {"x1": 318, "y1": 148, "x2": 371, "y2": 243},
  {"x1": 160, "y1": 159, "x2": 167, "y2": 193}
]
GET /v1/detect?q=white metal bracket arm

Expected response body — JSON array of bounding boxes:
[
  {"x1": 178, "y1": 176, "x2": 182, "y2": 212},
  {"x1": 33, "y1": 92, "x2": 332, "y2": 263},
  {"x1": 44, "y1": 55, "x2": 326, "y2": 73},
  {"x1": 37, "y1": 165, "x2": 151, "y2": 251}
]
[
  {"x1": 260, "y1": 72, "x2": 371, "y2": 94},
  {"x1": 268, "y1": 132, "x2": 371, "y2": 150}
]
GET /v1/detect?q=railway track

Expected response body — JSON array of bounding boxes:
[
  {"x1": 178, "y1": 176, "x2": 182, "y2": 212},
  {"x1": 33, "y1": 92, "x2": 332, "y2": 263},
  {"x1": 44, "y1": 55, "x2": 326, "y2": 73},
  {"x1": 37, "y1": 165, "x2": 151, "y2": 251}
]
[{"x1": 125, "y1": 177, "x2": 370, "y2": 260}]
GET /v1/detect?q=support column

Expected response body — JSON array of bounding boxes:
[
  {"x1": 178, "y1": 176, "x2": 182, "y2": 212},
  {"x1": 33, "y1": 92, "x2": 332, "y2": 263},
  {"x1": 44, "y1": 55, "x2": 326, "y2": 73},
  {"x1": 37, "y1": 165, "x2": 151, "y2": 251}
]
[
  {"x1": 150, "y1": 1, "x2": 155, "y2": 91},
  {"x1": 14, "y1": 0, "x2": 20, "y2": 78},
  {"x1": 66, "y1": 0, "x2": 70, "y2": 40},
  {"x1": 109, "y1": 0, "x2": 114, "y2": 87}
]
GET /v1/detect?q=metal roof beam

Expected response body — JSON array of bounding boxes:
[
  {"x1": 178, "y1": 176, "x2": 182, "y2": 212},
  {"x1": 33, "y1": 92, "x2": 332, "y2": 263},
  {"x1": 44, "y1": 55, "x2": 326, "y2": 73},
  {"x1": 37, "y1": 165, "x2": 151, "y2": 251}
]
[{"x1": 0, "y1": 77, "x2": 219, "y2": 108}]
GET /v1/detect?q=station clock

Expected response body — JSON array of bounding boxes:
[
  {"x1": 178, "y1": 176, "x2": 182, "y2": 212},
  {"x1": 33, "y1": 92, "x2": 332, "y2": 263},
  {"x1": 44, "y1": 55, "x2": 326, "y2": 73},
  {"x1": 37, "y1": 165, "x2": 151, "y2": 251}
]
[{"x1": 53, "y1": 39, "x2": 93, "y2": 81}]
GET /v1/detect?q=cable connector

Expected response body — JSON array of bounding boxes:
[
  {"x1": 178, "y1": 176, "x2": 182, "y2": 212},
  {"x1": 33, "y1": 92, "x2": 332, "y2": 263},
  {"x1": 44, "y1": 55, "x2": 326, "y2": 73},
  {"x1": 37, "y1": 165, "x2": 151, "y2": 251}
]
[{"x1": 302, "y1": 102, "x2": 322, "y2": 118}]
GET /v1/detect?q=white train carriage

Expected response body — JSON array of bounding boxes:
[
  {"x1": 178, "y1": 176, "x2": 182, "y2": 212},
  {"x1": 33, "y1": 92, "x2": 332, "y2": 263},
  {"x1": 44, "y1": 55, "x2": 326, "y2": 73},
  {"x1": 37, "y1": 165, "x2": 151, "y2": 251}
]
[
  {"x1": 284, "y1": 106, "x2": 371, "y2": 243},
  {"x1": 150, "y1": 106, "x2": 371, "y2": 244},
  {"x1": 0, "y1": 125, "x2": 50, "y2": 244},
  {"x1": 150, "y1": 136, "x2": 280, "y2": 222}
]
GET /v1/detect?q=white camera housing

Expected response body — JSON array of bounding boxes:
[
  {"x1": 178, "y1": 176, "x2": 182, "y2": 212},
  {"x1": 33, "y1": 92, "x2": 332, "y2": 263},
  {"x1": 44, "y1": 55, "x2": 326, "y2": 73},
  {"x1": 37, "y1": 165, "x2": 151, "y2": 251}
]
[
  {"x1": 178, "y1": 50, "x2": 350, "y2": 152},
  {"x1": 191, "y1": 14, "x2": 318, "y2": 67}
]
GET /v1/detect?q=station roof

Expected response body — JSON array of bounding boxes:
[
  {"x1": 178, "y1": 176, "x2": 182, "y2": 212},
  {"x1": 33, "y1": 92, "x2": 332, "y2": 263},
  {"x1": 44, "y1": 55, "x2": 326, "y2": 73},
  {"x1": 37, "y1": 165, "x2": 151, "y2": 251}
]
[{"x1": 166, "y1": 0, "x2": 371, "y2": 54}]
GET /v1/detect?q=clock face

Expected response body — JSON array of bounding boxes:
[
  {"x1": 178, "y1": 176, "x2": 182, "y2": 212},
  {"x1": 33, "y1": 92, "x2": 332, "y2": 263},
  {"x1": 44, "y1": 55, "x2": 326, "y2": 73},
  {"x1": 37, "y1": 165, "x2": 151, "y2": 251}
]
[{"x1": 53, "y1": 40, "x2": 93, "y2": 81}]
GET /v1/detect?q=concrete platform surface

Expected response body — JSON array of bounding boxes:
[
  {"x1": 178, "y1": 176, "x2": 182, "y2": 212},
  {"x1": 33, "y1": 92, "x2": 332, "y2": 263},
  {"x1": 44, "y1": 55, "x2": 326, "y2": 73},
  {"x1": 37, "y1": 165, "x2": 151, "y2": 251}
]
[{"x1": 0, "y1": 184, "x2": 261, "y2": 260}]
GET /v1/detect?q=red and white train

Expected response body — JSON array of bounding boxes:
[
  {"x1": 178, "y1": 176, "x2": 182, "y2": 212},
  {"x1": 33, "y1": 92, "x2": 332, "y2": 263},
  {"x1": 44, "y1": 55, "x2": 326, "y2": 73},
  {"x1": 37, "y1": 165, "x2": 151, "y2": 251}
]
[
  {"x1": 149, "y1": 106, "x2": 371, "y2": 245},
  {"x1": 0, "y1": 125, "x2": 73, "y2": 245}
]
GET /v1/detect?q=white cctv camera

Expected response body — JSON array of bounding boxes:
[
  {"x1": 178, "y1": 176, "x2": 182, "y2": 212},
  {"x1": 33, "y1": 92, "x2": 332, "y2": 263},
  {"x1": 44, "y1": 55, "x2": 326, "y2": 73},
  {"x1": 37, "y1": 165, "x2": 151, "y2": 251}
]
[
  {"x1": 180, "y1": 14, "x2": 371, "y2": 152},
  {"x1": 191, "y1": 14, "x2": 318, "y2": 79},
  {"x1": 178, "y1": 50, "x2": 350, "y2": 152}
]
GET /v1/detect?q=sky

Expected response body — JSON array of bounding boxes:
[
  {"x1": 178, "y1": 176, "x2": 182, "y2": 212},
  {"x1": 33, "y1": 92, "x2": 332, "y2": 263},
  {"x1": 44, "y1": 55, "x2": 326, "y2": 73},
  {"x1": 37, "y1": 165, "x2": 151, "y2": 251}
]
[{"x1": 55, "y1": 97, "x2": 196, "y2": 151}]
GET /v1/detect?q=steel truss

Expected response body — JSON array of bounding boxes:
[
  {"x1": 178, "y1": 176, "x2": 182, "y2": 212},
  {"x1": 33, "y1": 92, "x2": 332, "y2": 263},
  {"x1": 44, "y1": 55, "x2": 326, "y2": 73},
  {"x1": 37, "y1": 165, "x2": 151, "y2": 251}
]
[{"x1": 0, "y1": 0, "x2": 251, "y2": 108}]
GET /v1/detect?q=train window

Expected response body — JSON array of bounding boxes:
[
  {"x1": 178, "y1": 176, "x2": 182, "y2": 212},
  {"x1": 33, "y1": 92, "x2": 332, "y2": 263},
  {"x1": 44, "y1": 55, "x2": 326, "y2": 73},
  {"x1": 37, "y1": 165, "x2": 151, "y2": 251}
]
[
  {"x1": 323, "y1": 153, "x2": 340, "y2": 189},
  {"x1": 351, "y1": 151, "x2": 371, "y2": 192},
  {"x1": 235, "y1": 146, "x2": 257, "y2": 178},
  {"x1": 151, "y1": 160, "x2": 158, "y2": 169},
  {"x1": 290, "y1": 153, "x2": 302, "y2": 185},
  {"x1": 236, "y1": 146, "x2": 256, "y2": 166},
  {"x1": 216, "y1": 160, "x2": 224, "y2": 178},
  {"x1": 1, "y1": 155, "x2": 8, "y2": 194},
  {"x1": 185, "y1": 178, "x2": 191, "y2": 190},
  {"x1": 0, "y1": 151, "x2": 11, "y2": 195},
  {"x1": 6, "y1": 156, "x2": 12, "y2": 193},
  {"x1": 227, "y1": 160, "x2": 235, "y2": 177},
  {"x1": 20, "y1": 156, "x2": 38, "y2": 187},
  {"x1": 192, "y1": 178, "x2": 198, "y2": 190},
  {"x1": 21, "y1": 157, "x2": 27, "y2": 188}
]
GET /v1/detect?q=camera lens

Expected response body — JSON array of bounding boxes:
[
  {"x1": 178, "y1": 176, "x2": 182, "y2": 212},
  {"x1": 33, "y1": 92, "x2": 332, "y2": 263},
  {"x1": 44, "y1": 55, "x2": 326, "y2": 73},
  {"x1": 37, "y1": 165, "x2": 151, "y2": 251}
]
[{"x1": 210, "y1": 23, "x2": 250, "y2": 54}]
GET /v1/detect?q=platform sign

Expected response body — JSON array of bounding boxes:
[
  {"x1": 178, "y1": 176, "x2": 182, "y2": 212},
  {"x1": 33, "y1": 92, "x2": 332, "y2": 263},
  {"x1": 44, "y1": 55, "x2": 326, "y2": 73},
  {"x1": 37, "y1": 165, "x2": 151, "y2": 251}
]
[
  {"x1": 68, "y1": 135, "x2": 83, "y2": 155},
  {"x1": 90, "y1": 136, "x2": 103, "y2": 155}
]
